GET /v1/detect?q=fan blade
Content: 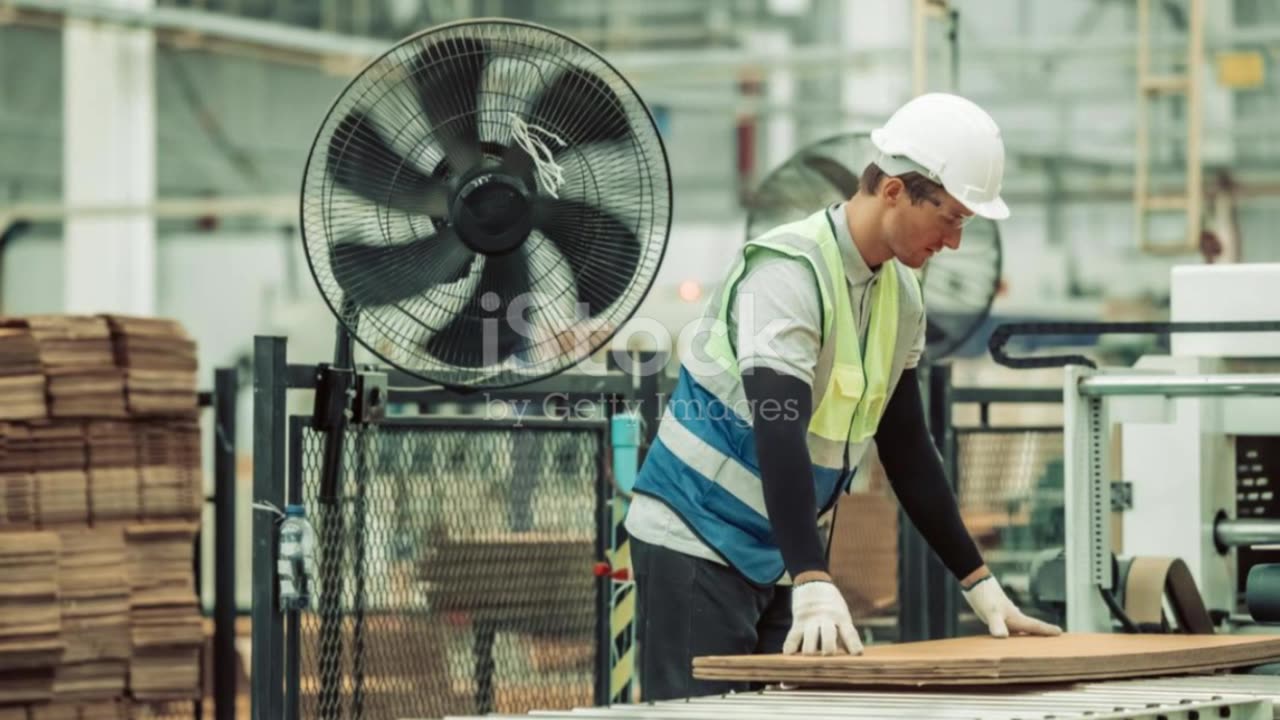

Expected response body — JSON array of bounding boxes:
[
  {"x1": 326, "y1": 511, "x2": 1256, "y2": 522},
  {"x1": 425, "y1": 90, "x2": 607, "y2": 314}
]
[
  {"x1": 409, "y1": 37, "x2": 488, "y2": 173},
  {"x1": 526, "y1": 67, "x2": 632, "y2": 147},
  {"x1": 330, "y1": 228, "x2": 473, "y2": 307},
  {"x1": 329, "y1": 111, "x2": 450, "y2": 215},
  {"x1": 500, "y1": 71, "x2": 635, "y2": 198},
  {"x1": 424, "y1": 254, "x2": 532, "y2": 368},
  {"x1": 533, "y1": 198, "x2": 640, "y2": 317},
  {"x1": 802, "y1": 154, "x2": 861, "y2": 197}
]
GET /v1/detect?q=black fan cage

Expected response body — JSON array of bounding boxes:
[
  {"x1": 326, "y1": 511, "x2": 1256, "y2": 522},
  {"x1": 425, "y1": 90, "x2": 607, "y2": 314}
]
[
  {"x1": 745, "y1": 132, "x2": 1002, "y2": 362},
  {"x1": 302, "y1": 20, "x2": 672, "y2": 389}
]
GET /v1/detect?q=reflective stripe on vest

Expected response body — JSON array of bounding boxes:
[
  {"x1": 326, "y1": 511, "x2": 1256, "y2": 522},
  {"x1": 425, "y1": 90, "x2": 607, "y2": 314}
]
[{"x1": 631, "y1": 207, "x2": 913, "y2": 584}]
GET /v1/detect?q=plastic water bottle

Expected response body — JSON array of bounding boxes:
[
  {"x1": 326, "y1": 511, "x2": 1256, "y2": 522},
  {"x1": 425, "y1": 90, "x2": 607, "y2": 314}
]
[{"x1": 278, "y1": 504, "x2": 317, "y2": 611}]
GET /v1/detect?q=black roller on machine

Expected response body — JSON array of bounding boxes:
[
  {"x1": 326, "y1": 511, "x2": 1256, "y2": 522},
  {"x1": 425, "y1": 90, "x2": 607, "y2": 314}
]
[{"x1": 1246, "y1": 564, "x2": 1280, "y2": 624}]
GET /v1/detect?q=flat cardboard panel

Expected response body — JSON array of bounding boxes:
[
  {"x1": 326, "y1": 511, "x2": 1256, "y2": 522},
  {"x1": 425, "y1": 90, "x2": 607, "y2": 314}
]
[{"x1": 693, "y1": 633, "x2": 1280, "y2": 686}]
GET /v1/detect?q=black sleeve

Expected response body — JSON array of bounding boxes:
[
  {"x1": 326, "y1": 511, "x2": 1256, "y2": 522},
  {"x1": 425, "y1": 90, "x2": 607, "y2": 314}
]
[
  {"x1": 874, "y1": 368, "x2": 984, "y2": 580},
  {"x1": 741, "y1": 368, "x2": 827, "y2": 578}
]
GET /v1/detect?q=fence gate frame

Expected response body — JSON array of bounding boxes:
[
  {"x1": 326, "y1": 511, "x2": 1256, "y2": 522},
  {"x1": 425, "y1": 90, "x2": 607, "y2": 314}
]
[{"x1": 250, "y1": 335, "x2": 660, "y2": 720}]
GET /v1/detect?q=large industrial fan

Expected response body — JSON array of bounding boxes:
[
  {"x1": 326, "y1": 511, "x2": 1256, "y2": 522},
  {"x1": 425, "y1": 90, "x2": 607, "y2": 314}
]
[
  {"x1": 282, "y1": 20, "x2": 672, "y2": 720},
  {"x1": 745, "y1": 133, "x2": 1002, "y2": 362},
  {"x1": 301, "y1": 19, "x2": 672, "y2": 390}
]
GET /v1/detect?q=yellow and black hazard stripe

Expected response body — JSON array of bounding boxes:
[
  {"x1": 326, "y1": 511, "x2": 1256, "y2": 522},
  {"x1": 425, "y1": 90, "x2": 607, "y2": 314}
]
[
  {"x1": 604, "y1": 411, "x2": 643, "y2": 703},
  {"x1": 607, "y1": 497, "x2": 636, "y2": 703}
]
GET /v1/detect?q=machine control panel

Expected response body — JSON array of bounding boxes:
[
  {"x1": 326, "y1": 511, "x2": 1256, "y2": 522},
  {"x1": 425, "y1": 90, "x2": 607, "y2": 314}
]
[{"x1": 1237, "y1": 436, "x2": 1280, "y2": 594}]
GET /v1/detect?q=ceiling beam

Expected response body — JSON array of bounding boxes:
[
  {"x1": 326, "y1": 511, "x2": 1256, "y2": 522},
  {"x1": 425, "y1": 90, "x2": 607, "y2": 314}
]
[{"x1": 9, "y1": 0, "x2": 1280, "y2": 78}]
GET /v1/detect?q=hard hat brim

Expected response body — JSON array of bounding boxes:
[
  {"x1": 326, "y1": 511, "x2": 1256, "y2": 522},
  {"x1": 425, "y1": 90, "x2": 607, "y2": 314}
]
[
  {"x1": 870, "y1": 128, "x2": 894, "y2": 155},
  {"x1": 961, "y1": 195, "x2": 1010, "y2": 221}
]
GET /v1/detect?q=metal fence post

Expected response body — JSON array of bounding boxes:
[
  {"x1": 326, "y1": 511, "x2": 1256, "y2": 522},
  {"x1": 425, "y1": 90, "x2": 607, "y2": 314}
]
[
  {"x1": 607, "y1": 412, "x2": 641, "y2": 704},
  {"x1": 927, "y1": 364, "x2": 958, "y2": 640},
  {"x1": 213, "y1": 367, "x2": 239, "y2": 720},
  {"x1": 899, "y1": 365, "x2": 958, "y2": 641},
  {"x1": 285, "y1": 417, "x2": 306, "y2": 720},
  {"x1": 252, "y1": 336, "x2": 288, "y2": 720},
  {"x1": 593, "y1": 428, "x2": 611, "y2": 707}
]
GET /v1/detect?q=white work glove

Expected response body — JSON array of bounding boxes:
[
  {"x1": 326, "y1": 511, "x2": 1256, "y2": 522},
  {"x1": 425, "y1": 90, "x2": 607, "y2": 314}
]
[
  {"x1": 783, "y1": 581, "x2": 864, "y2": 656},
  {"x1": 962, "y1": 576, "x2": 1063, "y2": 638}
]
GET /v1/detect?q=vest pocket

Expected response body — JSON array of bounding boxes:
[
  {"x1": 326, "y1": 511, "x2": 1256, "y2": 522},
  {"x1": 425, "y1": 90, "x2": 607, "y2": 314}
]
[
  {"x1": 829, "y1": 363, "x2": 881, "y2": 443},
  {"x1": 830, "y1": 363, "x2": 866, "y2": 402},
  {"x1": 809, "y1": 363, "x2": 864, "y2": 442}
]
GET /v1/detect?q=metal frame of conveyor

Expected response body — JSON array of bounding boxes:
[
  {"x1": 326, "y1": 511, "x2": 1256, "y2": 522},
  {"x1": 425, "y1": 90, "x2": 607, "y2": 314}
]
[
  {"x1": 1063, "y1": 367, "x2": 1280, "y2": 633},
  {"x1": 439, "y1": 674, "x2": 1278, "y2": 719}
]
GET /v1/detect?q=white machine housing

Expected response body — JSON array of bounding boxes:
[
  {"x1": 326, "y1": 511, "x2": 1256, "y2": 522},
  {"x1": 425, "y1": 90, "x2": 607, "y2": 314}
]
[
  {"x1": 1131, "y1": 265, "x2": 1280, "y2": 613},
  {"x1": 1065, "y1": 264, "x2": 1280, "y2": 632}
]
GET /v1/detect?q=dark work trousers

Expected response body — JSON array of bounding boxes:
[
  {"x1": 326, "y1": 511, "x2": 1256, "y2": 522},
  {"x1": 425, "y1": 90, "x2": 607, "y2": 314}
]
[{"x1": 631, "y1": 536, "x2": 793, "y2": 701}]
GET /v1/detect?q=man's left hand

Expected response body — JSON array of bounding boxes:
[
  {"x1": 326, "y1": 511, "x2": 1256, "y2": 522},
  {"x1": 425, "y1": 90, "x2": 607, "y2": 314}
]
[{"x1": 962, "y1": 576, "x2": 1062, "y2": 638}]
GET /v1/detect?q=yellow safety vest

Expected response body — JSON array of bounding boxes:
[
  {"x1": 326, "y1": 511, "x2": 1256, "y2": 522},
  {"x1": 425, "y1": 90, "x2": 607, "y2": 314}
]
[{"x1": 630, "y1": 206, "x2": 918, "y2": 584}]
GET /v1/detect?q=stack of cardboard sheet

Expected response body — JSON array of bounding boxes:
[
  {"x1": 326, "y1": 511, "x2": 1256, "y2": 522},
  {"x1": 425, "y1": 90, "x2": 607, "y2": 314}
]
[
  {"x1": 24, "y1": 423, "x2": 89, "y2": 527},
  {"x1": 0, "y1": 470, "x2": 35, "y2": 527},
  {"x1": 0, "y1": 422, "x2": 37, "y2": 528},
  {"x1": 419, "y1": 532, "x2": 597, "y2": 634},
  {"x1": 30, "y1": 704, "x2": 78, "y2": 720},
  {"x1": 0, "y1": 326, "x2": 47, "y2": 420},
  {"x1": 105, "y1": 316, "x2": 198, "y2": 418},
  {"x1": 53, "y1": 529, "x2": 129, "y2": 701},
  {"x1": 44, "y1": 369, "x2": 128, "y2": 419},
  {"x1": 135, "y1": 422, "x2": 201, "y2": 521},
  {"x1": 827, "y1": 491, "x2": 898, "y2": 617},
  {"x1": 81, "y1": 700, "x2": 126, "y2": 720},
  {"x1": 21, "y1": 317, "x2": 125, "y2": 419},
  {"x1": 128, "y1": 700, "x2": 197, "y2": 719},
  {"x1": 0, "y1": 315, "x2": 204, "y2": 718},
  {"x1": 692, "y1": 633, "x2": 1280, "y2": 686},
  {"x1": 85, "y1": 422, "x2": 140, "y2": 524},
  {"x1": 125, "y1": 522, "x2": 202, "y2": 701},
  {"x1": 0, "y1": 532, "x2": 64, "y2": 704},
  {"x1": 28, "y1": 700, "x2": 125, "y2": 720}
]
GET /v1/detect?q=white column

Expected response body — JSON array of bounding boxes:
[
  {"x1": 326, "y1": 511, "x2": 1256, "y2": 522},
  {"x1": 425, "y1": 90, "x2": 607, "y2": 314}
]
[
  {"x1": 747, "y1": 29, "x2": 795, "y2": 172},
  {"x1": 63, "y1": 0, "x2": 156, "y2": 315}
]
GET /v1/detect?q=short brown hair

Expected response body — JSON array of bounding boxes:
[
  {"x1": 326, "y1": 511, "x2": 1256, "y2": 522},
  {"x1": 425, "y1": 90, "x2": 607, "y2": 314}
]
[{"x1": 859, "y1": 163, "x2": 943, "y2": 206}]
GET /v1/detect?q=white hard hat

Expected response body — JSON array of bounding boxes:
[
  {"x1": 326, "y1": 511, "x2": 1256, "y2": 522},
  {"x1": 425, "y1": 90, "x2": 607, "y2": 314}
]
[{"x1": 870, "y1": 93, "x2": 1010, "y2": 220}]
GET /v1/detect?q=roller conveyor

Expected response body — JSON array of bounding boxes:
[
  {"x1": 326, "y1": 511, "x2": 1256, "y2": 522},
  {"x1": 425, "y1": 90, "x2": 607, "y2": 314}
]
[{"x1": 440, "y1": 674, "x2": 1280, "y2": 720}]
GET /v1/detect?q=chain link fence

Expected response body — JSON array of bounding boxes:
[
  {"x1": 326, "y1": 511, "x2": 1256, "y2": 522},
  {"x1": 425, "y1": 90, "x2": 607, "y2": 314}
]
[
  {"x1": 956, "y1": 428, "x2": 1065, "y2": 614},
  {"x1": 293, "y1": 418, "x2": 606, "y2": 720}
]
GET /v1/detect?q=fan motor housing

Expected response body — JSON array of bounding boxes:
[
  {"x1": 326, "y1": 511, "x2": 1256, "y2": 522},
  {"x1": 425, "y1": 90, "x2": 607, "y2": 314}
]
[{"x1": 451, "y1": 167, "x2": 533, "y2": 255}]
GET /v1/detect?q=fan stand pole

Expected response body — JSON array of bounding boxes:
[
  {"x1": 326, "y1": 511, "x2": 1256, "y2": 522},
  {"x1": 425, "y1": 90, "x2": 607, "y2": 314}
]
[
  {"x1": 314, "y1": 317, "x2": 356, "y2": 720},
  {"x1": 350, "y1": 414, "x2": 370, "y2": 718}
]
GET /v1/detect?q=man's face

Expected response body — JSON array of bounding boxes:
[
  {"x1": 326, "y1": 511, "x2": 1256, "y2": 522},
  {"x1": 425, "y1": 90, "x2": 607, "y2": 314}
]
[{"x1": 885, "y1": 186, "x2": 974, "y2": 269}]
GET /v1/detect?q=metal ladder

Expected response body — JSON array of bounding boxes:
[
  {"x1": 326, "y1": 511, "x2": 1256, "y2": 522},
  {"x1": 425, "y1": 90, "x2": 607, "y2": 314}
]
[
  {"x1": 1134, "y1": 0, "x2": 1206, "y2": 255},
  {"x1": 911, "y1": 0, "x2": 956, "y2": 96}
]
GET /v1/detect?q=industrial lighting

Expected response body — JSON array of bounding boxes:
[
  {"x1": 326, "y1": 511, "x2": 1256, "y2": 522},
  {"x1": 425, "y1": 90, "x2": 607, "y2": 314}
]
[{"x1": 678, "y1": 280, "x2": 702, "y2": 303}]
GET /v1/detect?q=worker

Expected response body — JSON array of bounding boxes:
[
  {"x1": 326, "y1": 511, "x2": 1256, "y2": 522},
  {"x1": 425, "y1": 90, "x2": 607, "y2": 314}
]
[{"x1": 625, "y1": 93, "x2": 1062, "y2": 701}]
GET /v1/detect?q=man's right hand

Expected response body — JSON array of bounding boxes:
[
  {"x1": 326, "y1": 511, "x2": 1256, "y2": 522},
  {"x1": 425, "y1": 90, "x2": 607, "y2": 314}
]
[{"x1": 783, "y1": 580, "x2": 864, "y2": 656}]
